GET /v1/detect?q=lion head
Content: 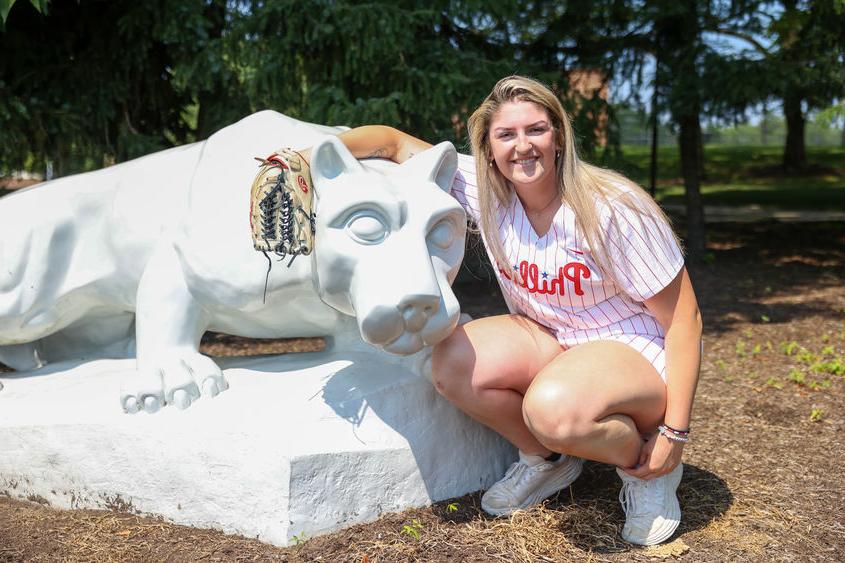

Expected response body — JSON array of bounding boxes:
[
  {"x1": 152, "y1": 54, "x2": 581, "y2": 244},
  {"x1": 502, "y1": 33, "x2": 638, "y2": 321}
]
[{"x1": 310, "y1": 138, "x2": 466, "y2": 355}]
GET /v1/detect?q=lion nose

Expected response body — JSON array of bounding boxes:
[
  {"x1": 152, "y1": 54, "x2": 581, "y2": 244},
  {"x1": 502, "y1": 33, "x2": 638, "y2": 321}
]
[{"x1": 399, "y1": 294, "x2": 440, "y2": 333}]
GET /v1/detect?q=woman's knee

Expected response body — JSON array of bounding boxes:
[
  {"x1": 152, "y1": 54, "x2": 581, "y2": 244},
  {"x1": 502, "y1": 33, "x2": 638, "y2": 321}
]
[
  {"x1": 431, "y1": 329, "x2": 474, "y2": 399},
  {"x1": 522, "y1": 380, "x2": 591, "y2": 449}
]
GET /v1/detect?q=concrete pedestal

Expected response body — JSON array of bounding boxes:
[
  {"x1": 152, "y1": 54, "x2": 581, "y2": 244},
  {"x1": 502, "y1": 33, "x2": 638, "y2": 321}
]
[{"x1": 0, "y1": 350, "x2": 514, "y2": 546}]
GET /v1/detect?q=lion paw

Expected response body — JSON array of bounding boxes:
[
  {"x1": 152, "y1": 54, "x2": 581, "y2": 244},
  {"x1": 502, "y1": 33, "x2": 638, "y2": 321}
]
[{"x1": 120, "y1": 353, "x2": 228, "y2": 414}]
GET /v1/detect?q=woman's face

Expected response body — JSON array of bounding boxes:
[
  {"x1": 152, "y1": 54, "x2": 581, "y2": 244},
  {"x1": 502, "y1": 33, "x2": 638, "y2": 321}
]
[{"x1": 488, "y1": 99, "x2": 558, "y2": 193}]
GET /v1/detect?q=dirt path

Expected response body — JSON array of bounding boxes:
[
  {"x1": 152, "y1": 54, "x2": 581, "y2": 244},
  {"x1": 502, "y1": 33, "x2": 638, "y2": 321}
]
[{"x1": 2, "y1": 221, "x2": 845, "y2": 562}]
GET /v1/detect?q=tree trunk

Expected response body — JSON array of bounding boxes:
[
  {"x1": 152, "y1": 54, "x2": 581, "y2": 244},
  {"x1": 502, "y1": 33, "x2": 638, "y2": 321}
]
[
  {"x1": 649, "y1": 58, "x2": 659, "y2": 198},
  {"x1": 679, "y1": 111, "x2": 706, "y2": 257},
  {"x1": 783, "y1": 94, "x2": 806, "y2": 172}
]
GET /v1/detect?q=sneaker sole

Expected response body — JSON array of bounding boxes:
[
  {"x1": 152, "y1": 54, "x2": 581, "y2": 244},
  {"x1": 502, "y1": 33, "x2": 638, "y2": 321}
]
[
  {"x1": 482, "y1": 457, "x2": 584, "y2": 517},
  {"x1": 621, "y1": 464, "x2": 683, "y2": 546}
]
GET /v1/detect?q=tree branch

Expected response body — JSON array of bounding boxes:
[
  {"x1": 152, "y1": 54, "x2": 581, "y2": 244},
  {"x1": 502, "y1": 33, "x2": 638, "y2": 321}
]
[{"x1": 709, "y1": 27, "x2": 772, "y2": 56}]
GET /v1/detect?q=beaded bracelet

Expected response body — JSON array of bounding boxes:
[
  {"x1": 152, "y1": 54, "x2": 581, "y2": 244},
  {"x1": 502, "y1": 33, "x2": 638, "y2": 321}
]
[
  {"x1": 658, "y1": 425, "x2": 690, "y2": 443},
  {"x1": 663, "y1": 423, "x2": 690, "y2": 435}
]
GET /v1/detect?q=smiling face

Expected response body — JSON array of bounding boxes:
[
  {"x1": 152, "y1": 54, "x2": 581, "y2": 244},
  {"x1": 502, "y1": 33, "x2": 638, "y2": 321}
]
[{"x1": 488, "y1": 99, "x2": 558, "y2": 195}]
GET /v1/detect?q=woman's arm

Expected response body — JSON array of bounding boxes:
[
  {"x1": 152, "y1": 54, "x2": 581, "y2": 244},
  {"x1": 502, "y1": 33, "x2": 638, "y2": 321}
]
[
  {"x1": 300, "y1": 125, "x2": 433, "y2": 164},
  {"x1": 337, "y1": 125, "x2": 432, "y2": 163},
  {"x1": 625, "y1": 266, "x2": 702, "y2": 479},
  {"x1": 647, "y1": 266, "x2": 702, "y2": 431}
]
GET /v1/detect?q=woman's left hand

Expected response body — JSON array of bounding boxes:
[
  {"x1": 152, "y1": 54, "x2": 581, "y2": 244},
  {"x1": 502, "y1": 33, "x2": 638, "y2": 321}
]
[{"x1": 621, "y1": 432, "x2": 684, "y2": 480}]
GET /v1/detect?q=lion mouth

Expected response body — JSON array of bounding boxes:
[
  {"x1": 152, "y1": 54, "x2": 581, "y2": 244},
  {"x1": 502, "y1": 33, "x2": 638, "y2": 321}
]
[
  {"x1": 381, "y1": 331, "x2": 426, "y2": 355},
  {"x1": 369, "y1": 309, "x2": 459, "y2": 356}
]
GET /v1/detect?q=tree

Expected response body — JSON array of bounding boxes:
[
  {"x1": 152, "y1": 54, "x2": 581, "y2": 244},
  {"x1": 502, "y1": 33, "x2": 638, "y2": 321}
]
[
  {"x1": 710, "y1": 0, "x2": 845, "y2": 171},
  {"x1": 229, "y1": 1, "x2": 521, "y2": 145},
  {"x1": 545, "y1": 0, "x2": 717, "y2": 256},
  {"x1": 0, "y1": 0, "x2": 218, "y2": 175}
]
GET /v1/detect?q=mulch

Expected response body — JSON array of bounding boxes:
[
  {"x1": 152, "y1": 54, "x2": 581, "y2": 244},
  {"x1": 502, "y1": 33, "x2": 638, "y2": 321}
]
[{"x1": 2, "y1": 220, "x2": 844, "y2": 562}]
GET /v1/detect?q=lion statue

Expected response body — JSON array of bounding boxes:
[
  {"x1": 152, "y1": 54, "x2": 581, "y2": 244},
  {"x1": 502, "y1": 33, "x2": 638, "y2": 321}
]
[{"x1": 0, "y1": 111, "x2": 466, "y2": 414}]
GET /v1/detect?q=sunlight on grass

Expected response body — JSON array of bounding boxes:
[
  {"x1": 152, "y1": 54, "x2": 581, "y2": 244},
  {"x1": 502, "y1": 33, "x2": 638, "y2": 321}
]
[{"x1": 614, "y1": 145, "x2": 845, "y2": 209}]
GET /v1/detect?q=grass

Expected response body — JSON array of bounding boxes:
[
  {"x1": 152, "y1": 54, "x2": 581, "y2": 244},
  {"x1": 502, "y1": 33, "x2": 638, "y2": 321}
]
[{"x1": 610, "y1": 145, "x2": 845, "y2": 209}]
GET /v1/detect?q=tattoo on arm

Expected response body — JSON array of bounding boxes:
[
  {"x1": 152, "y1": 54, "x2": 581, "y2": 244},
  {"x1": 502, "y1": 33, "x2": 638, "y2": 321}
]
[{"x1": 366, "y1": 147, "x2": 388, "y2": 158}]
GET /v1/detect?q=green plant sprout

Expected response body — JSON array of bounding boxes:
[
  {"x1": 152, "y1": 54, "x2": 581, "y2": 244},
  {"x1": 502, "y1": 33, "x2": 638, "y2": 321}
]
[
  {"x1": 765, "y1": 377, "x2": 784, "y2": 389},
  {"x1": 787, "y1": 368, "x2": 806, "y2": 385},
  {"x1": 401, "y1": 519, "x2": 424, "y2": 540},
  {"x1": 810, "y1": 408, "x2": 824, "y2": 422},
  {"x1": 796, "y1": 348, "x2": 817, "y2": 364},
  {"x1": 291, "y1": 532, "x2": 309, "y2": 545}
]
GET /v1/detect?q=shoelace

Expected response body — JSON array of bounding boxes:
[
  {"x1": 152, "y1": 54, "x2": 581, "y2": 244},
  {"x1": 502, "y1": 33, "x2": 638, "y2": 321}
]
[
  {"x1": 619, "y1": 480, "x2": 638, "y2": 517},
  {"x1": 500, "y1": 459, "x2": 551, "y2": 488},
  {"x1": 619, "y1": 478, "x2": 661, "y2": 518}
]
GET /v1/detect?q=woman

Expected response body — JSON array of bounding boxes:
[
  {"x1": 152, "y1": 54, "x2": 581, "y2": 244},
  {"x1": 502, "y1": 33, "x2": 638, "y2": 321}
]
[{"x1": 315, "y1": 75, "x2": 702, "y2": 546}]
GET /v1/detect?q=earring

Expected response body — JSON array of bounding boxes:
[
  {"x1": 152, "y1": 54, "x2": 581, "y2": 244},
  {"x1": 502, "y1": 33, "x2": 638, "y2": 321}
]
[{"x1": 488, "y1": 159, "x2": 494, "y2": 167}]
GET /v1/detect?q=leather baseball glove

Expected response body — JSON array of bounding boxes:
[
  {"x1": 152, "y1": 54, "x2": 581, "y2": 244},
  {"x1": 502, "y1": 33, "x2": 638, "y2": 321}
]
[{"x1": 249, "y1": 147, "x2": 315, "y2": 264}]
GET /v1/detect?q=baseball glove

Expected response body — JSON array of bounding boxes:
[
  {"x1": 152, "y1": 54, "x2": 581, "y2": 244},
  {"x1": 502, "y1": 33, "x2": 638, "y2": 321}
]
[{"x1": 249, "y1": 147, "x2": 315, "y2": 263}]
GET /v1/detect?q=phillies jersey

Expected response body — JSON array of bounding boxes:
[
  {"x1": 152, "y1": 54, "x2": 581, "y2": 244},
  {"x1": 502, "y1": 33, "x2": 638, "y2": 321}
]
[{"x1": 451, "y1": 153, "x2": 684, "y2": 378}]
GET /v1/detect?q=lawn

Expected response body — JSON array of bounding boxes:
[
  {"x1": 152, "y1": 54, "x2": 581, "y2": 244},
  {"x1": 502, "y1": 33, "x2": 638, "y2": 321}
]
[{"x1": 611, "y1": 145, "x2": 845, "y2": 209}]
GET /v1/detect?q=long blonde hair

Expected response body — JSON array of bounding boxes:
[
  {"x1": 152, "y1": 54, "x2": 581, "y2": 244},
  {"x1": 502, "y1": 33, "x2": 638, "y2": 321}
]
[{"x1": 466, "y1": 75, "x2": 681, "y2": 286}]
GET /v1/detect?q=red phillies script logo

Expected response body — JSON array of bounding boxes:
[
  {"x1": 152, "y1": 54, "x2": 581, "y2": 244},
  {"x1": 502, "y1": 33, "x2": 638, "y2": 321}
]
[
  {"x1": 297, "y1": 176, "x2": 309, "y2": 193},
  {"x1": 500, "y1": 260, "x2": 591, "y2": 296}
]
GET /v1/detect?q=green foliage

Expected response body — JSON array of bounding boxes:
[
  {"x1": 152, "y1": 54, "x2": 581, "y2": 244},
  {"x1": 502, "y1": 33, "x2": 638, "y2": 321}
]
[
  {"x1": 1, "y1": 0, "x2": 841, "y2": 204},
  {"x1": 1, "y1": 0, "x2": 214, "y2": 174},
  {"x1": 400, "y1": 518, "x2": 424, "y2": 540},
  {"x1": 290, "y1": 531, "x2": 309, "y2": 545},
  {"x1": 810, "y1": 359, "x2": 845, "y2": 376},
  {"x1": 787, "y1": 368, "x2": 806, "y2": 385},
  {"x1": 765, "y1": 376, "x2": 784, "y2": 389},
  {"x1": 233, "y1": 1, "x2": 514, "y2": 144},
  {"x1": 1, "y1": 0, "x2": 46, "y2": 24},
  {"x1": 0, "y1": 1, "x2": 546, "y2": 173}
]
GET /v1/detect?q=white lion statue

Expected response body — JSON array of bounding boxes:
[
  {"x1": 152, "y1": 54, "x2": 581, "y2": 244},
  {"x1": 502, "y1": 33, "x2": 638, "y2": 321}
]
[{"x1": 0, "y1": 111, "x2": 466, "y2": 414}]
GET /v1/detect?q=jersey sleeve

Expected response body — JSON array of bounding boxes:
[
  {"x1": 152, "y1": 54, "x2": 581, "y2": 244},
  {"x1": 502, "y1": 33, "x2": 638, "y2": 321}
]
[
  {"x1": 601, "y1": 194, "x2": 685, "y2": 301},
  {"x1": 450, "y1": 152, "x2": 481, "y2": 224}
]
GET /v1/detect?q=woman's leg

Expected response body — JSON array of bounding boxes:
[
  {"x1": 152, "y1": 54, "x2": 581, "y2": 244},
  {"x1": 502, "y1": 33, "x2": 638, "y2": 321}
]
[
  {"x1": 521, "y1": 340, "x2": 667, "y2": 468},
  {"x1": 431, "y1": 314, "x2": 563, "y2": 456}
]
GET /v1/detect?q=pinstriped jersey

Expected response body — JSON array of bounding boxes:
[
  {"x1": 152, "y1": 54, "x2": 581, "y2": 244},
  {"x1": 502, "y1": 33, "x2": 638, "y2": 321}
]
[{"x1": 451, "y1": 153, "x2": 684, "y2": 349}]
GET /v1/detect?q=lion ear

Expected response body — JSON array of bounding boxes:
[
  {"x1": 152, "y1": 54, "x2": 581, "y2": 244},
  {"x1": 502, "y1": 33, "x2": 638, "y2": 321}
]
[
  {"x1": 311, "y1": 136, "x2": 363, "y2": 189},
  {"x1": 399, "y1": 141, "x2": 458, "y2": 193}
]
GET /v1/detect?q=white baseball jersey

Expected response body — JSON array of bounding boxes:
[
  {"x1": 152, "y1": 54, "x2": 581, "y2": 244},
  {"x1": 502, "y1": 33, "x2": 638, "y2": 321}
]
[{"x1": 451, "y1": 153, "x2": 685, "y2": 378}]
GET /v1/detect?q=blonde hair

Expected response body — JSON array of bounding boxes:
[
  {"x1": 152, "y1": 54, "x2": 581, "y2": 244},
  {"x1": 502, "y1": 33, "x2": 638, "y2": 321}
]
[{"x1": 466, "y1": 75, "x2": 680, "y2": 286}]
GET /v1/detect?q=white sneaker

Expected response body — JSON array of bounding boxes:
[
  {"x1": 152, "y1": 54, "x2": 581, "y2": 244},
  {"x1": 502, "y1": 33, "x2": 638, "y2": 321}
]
[
  {"x1": 481, "y1": 451, "x2": 584, "y2": 516},
  {"x1": 616, "y1": 463, "x2": 683, "y2": 545}
]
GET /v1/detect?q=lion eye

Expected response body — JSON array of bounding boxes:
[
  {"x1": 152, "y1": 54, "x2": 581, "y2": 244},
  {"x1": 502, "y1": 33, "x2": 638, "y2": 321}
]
[
  {"x1": 427, "y1": 220, "x2": 455, "y2": 249},
  {"x1": 346, "y1": 212, "x2": 388, "y2": 244}
]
